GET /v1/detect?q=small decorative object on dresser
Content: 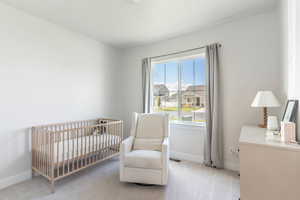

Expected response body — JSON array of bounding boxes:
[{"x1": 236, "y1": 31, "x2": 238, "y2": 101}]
[
  {"x1": 281, "y1": 100, "x2": 298, "y2": 143},
  {"x1": 281, "y1": 121, "x2": 296, "y2": 143},
  {"x1": 282, "y1": 100, "x2": 298, "y2": 123},
  {"x1": 267, "y1": 116, "x2": 279, "y2": 131},
  {"x1": 251, "y1": 91, "x2": 281, "y2": 128}
]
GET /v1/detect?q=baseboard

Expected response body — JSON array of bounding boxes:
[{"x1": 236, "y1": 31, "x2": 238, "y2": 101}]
[
  {"x1": 170, "y1": 151, "x2": 203, "y2": 163},
  {"x1": 224, "y1": 161, "x2": 240, "y2": 172},
  {"x1": 0, "y1": 170, "x2": 32, "y2": 190},
  {"x1": 171, "y1": 151, "x2": 240, "y2": 172}
]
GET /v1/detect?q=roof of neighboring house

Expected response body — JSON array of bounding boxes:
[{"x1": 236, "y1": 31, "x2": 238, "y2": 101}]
[
  {"x1": 153, "y1": 84, "x2": 169, "y2": 96},
  {"x1": 186, "y1": 85, "x2": 206, "y2": 91},
  {"x1": 169, "y1": 85, "x2": 206, "y2": 99},
  {"x1": 183, "y1": 85, "x2": 206, "y2": 97}
]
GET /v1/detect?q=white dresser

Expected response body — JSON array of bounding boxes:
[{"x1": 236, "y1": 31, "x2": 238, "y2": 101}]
[{"x1": 239, "y1": 126, "x2": 300, "y2": 200}]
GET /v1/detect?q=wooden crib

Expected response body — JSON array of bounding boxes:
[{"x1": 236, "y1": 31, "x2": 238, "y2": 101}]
[{"x1": 31, "y1": 118, "x2": 123, "y2": 192}]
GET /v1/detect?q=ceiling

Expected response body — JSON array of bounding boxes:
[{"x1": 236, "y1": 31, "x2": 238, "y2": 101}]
[{"x1": 0, "y1": 0, "x2": 277, "y2": 48}]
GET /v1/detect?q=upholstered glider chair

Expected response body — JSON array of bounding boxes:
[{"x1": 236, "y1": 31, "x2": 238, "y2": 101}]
[{"x1": 120, "y1": 112, "x2": 169, "y2": 185}]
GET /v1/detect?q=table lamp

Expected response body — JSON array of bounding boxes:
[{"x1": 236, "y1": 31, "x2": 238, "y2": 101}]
[{"x1": 251, "y1": 91, "x2": 280, "y2": 128}]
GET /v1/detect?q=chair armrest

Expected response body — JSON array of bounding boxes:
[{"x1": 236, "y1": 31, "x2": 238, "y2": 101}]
[
  {"x1": 121, "y1": 136, "x2": 134, "y2": 155},
  {"x1": 162, "y1": 137, "x2": 169, "y2": 159},
  {"x1": 162, "y1": 137, "x2": 169, "y2": 184},
  {"x1": 120, "y1": 136, "x2": 134, "y2": 181}
]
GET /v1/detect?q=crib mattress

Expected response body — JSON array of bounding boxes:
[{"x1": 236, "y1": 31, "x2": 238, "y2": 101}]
[{"x1": 47, "y1": 134, "x2": 120, "y2": 164}]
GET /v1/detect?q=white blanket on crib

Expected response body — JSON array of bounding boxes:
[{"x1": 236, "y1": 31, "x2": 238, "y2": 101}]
[{"x1": 51, "y1": 133, "x2": 120, "y2": 163}]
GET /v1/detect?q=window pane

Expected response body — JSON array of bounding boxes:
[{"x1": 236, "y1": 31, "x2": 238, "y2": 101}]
[
  {"x1": 153, "y1": 62, "x2": 179, "y2": 121},
  {"x1": 193, "y1": 57, "x2": 206, "y2": 122},
  {"x1": 181, "y1": 59, "x2": 194, "y2": 88},
  {"x1": 153, "y1": 63, "x2": 165, "y2": 85},
  {"x1": 195, "y1": 57, "x2": 206, "y2": 86},
  {"x1": 181, "y1": 59, "x2": 195, "y2": 122},
  {"x1": 153, "y1": 63, "x2": 165, "y2": 112},
  {"x1": 180, "y1": 57, "x2": 206, "y2": 123},
  {"x1": 164, "y1": 62, "x2": 179, "y2": 121}
]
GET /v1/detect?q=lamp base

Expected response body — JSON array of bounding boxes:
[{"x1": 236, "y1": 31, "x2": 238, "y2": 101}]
[
  {"x1": 259, "y1": 107, "x2": 268, "y2": 129},
  {"x1": 259, "y1": 124, "x2": 267, "y2": 128}
]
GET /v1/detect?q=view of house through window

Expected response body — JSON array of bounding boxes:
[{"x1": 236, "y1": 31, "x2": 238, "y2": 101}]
[{"x1": 152, "y1": 52, "x2": 206, "y2": 124}]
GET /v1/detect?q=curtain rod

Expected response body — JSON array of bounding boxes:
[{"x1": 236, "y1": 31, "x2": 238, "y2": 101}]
[{"x1": 149, "y1": 43, "x2": 222, "y2": 60}]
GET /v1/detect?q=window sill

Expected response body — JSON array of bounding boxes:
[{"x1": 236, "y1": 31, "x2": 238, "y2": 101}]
[{"x1": 171, "y1": 121, "x2": 206, "y2": 127}]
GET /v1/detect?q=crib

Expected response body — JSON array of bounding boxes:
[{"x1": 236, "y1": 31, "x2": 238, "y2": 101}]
[{"x1": 31, "y1": 118, "x2": 123, "y2": 192}]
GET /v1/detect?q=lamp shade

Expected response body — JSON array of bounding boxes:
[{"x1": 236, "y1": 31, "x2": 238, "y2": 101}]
[{"x1": 251, "y1": 91, "x2": 280, "y2": 107}]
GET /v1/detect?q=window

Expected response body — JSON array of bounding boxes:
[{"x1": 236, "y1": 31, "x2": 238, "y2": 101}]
[{"x1": 152, "y1": 51, "x2": 206, "y2": 124}]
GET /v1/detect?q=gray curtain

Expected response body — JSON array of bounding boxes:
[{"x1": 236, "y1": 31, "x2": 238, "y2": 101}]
[
  {"x1": 204, "y1": 43, "x2": 223, "y2": 169},
  {"x1": 142, "y1": 58, "x2": 151, "y2": 113}
]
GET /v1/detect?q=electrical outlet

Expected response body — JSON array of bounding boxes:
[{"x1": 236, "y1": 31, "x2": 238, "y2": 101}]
[{"x1": 230, "y1": 147, "x2": 239, "y2": 157}]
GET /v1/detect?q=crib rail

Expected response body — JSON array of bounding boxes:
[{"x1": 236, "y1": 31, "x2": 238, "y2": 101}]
[{"x1": 32, "y1": 118, "x2": 123, "y2": 191}]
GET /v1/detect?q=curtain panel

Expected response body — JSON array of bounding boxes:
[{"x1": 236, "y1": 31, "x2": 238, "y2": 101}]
[
  {"x1": 204, "y1": 43, "x2": 223, "y2": 169},
  {"x1": 142, "y1": 58, "x2": 151, "y2": 113}
]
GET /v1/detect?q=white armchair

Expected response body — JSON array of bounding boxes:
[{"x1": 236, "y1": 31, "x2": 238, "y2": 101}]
[{"x1": 120, "y1": 112, "x2": 169, "y2": 185}]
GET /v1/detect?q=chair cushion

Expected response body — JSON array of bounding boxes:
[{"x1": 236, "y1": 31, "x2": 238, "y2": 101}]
[
  {"x1": 133, "y1": 138, "x2": 162, "y2": 151},
  {"x1": 124, "y1": 150, "x2": 162, "y2": 169}
]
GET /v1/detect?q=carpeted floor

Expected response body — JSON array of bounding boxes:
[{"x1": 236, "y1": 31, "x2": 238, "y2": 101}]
[{"x1": 0, "y1": 158, "x2": 240, "y2": 200}]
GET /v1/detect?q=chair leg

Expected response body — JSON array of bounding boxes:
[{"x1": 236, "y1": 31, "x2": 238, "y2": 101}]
[
  {"x1": 32, "y1": 170, "x2": 38, "y2": 177},
  {"x1": 50, "y1": 180, "x2": 55, "y2": 193}
]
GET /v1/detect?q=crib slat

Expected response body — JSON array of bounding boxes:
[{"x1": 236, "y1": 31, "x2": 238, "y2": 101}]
[
  {"x1": 118, "y1": 122, "x2": 121, "y2": 150},
  {"x1": 42, "y1": 127, "x2": 45, "y2": 175},
  {"x1": 39, "y1": 127, "x2": 42, "y2": 174},
  {"x1": 56, "y1": 125, "x2": 59, "y2": 177},
  {"x1": 46, "y1": 129, "x2": 49, "y2": 177},
  {"x1": 76, "y1": 127, "x2": 79, "y2": 170},
  {"x1": 39, "y1": 128, "x2": 42, "y2": 174},
  {"x1": 72, "y1": 124, "x2": 75, "y2": 171},
  {"x1": 32, "y1": 128, "x2": 35, "y2": 170},
  {"x1": 45, "y1": 128, "x2": 48, "y2": 177},
  {"x1": 81, "y1": 121, "x2": 84, "y2": 167},
  {"x1": 44, "y1": 128, "x2": 47, "y2": 177},
  {"x1": 102, "y1": 124, "x2": 105, "y2": 159},
  {"x1": 84, "y1": 121, "x2": 87, "y2": 166},
  {"x1": 67, "y1": 123, "x2": 70, "y2": 174},
  {"x1": 50, "y1": 126, "x2": 54, "y2": 179},
  {"x1": 62, "y1": 124, "x2": 65, "y2": 176},
  {"x1": 99, "y1": 125, "x2": 102, "y2": 160},
  {"x1": 99, "y1": 124, "x2": 102, "y2": 159},
  {"x1": 108, "y1": 122, "x2": 111, "y2": 156},
  {"x1": 118, "y1": 122, "x2": 120, "y2": 149},
  {"x1": 108, "y1": 123, "x2": 111, "y2": 156},
  {"x1": 114, "y1": 123, "x2": 117, "y2": 152},
  {"x1": 92, "y1": 125, "x2": 95, "y2": 162},
  {"x1": 95, "y1": 126, "x2": 99, "y2": 162},
  {"x1": 47, "y1": 126, "x2": 49, "y2": 176},
  {"x1": 120, "y1": 122, "x2": 122, "y2": 151},
  {"x1": 37, "y1": 128, "x2": 40, "y2": 174},
  {"x1": 88, "y1": 125, "x2": 91, "y2": 164},
  {"x1": 35, "y1": 128, "x2": 38, "y2": 171},
  {"x1": 106, "y1": 121, "x2": 109, "y2": 157}
]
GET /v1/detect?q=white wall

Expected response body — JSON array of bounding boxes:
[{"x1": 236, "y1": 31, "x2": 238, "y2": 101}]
[
  {"x1": 0, "y1": 2, "x2": 121, "y2": 189},
  {"x1": 120, "y1": 10, "x2": 283, "y2": 170}
]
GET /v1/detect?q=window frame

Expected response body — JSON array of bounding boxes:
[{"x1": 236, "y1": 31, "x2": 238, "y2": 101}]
[{"x1": 150, "y1": 49, "x2": 206, "y2": 126}]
